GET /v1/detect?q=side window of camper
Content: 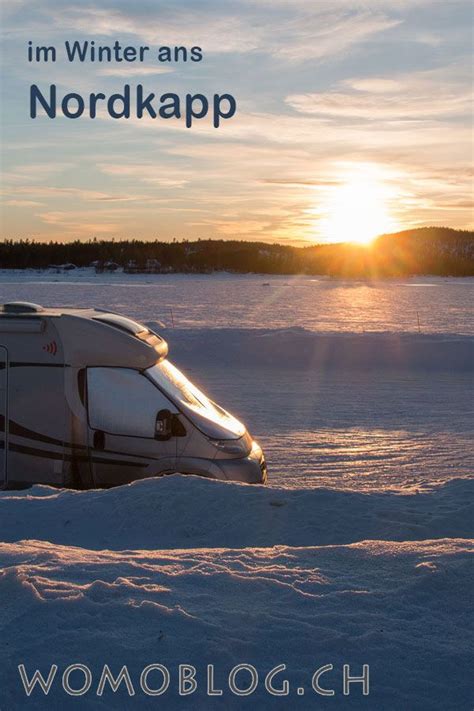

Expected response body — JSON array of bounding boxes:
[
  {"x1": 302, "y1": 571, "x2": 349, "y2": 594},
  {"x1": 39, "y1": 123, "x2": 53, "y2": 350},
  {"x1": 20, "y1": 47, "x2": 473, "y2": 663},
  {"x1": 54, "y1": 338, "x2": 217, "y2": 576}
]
[{"x1": 87, "y1": 367, "x2": 174, "y2": 438}]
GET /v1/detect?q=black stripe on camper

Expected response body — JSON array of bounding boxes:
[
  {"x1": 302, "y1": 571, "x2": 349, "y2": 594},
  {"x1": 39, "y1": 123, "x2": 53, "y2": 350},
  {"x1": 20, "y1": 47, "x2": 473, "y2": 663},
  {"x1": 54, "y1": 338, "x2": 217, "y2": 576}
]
[
  {"x1": 0, "y1": 414, "x2": 73, "y2": 449},
  {"x1": 9, "y1": 419, "x2": 88, "y2": 450},
  {"x1": 0, "y1": 416, "x2": 153, "y2": 467},
  {"x1": 9, "y1": 362, "x2": 68, "y2": 368},
  {"x1": 7, "y1": 442, "x2": 146, "y2": 468}
]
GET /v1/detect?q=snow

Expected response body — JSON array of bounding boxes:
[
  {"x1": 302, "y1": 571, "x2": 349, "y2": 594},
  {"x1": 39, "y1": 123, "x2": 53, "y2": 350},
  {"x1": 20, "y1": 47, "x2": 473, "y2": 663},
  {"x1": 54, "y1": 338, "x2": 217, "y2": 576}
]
[
  {"x1": 1, "y1": 269, "x2": 473, "y2": 334},
  {"x1": 0, "y1": 271, "x2": 472, "y2": 709},
  {"x1": 1, "y1": 476, "x2": 473, "y2": 550},
  {"x1": 165, "y1": 328, "x2": 474, "y2": 492},
  {"x1": 1, "y1": 532, "x2": 472, "y2": 710},
  {"x1": 153, "y1": 326, "x2": 474, "y2": 372}
]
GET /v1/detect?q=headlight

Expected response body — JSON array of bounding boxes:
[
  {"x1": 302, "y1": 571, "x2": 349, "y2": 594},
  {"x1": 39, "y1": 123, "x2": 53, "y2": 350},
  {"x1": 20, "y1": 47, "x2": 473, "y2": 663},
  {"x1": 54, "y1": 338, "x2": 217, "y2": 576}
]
[{"x1": 210, "y1": 436, "x2": 251, "y2": 456}]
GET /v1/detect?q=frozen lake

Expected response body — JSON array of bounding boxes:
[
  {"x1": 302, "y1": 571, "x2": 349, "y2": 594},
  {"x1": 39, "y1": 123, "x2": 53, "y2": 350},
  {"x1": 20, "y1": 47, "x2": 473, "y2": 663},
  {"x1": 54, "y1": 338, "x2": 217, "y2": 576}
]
[{"x1": 0, "y1": 269, "x2": 473, "y2": 333}]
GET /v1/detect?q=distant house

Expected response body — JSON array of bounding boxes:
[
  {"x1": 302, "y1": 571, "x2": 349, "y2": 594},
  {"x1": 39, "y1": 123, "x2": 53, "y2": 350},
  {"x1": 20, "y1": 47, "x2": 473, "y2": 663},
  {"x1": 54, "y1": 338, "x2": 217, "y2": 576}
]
[
  {"x1": 93, "y1": 260, "x2": 119, "y2": 273},
  {"x1": 124, "y1": 259, "x2": 138, "y2": 273},
  {"x1": 48, "y1": 263, "x2": 77, "y2": 271},
  {"x1": 146, "y1": 258, "x2": 161, "y2": 271},
  {"x1": 124, "y1": 258, "x2": 162, "y2": 274}
]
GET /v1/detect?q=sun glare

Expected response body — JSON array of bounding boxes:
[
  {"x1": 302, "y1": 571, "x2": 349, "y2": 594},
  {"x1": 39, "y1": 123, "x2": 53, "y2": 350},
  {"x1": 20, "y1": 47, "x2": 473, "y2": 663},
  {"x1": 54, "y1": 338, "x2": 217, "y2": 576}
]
[{"x1": 318, "y1": 167, "x2": 398, "y2": 245}]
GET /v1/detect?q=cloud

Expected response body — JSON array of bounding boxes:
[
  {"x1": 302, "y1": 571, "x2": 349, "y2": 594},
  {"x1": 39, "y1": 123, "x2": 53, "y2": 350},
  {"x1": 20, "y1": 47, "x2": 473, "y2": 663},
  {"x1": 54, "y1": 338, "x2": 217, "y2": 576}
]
[
  {"x1": 97, "y1": 67, "x2": 174, "y2": 77},
  {"x1": 287, "y1": 89, "x2": 471, "y2": 120},
  {"x1": 4, "y1": 199, "x2": 45, "y2": 207},
  {"x1": 98, "y1": 163, "x2": 190, "y2": 188},
  {"x1": 190, "y1": 217, "x2": 271, "y2": 237},
  {"x1": 255, "y1": 0, "x2": 437, "y2": 7},
  {"x1": 286, "y1": 64, "x2": 473, "y2": 120},
  {"x1": 269, "y1": 12, "x2": 401, "y2": 62},
  {"x1": 2, "y1": 3, "x2": 262, "y2": 53},
  {"x1": 3, "y1": 163, "x2": 73, "y2": 183},
  {"x1": 3, "y1": 185, "x2": 154, "y2": 203},
  {"x1": 262, "y1": 178, "x2": 343, "y2": 188},
  {"x1": 3, "y1": 1, "x2": 404, "y2": 63},
  {"x1": 36, "y1": 210, "x2": 120, "y2": 235},
  {"x1": 92, "y1": 95, "x2": 471, "y2": 158}
]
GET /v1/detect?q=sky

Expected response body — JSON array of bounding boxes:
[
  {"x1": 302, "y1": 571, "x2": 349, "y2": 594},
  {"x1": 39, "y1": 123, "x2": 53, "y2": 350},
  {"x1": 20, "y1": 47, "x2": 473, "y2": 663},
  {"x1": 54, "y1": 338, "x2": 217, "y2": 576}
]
[{"x1": 0, "y1": 0, "x2": 473, "y2": 245}]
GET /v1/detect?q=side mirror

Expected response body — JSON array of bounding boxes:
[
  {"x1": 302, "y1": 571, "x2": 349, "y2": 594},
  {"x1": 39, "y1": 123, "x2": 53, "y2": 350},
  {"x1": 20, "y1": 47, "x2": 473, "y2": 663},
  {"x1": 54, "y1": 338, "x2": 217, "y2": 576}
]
[
  {"x1": 155, "y1": 410, "x2": 187, "y2": 440},
  {"x1": 155, "y1": 409, "x2": 172, "y2": 440}
]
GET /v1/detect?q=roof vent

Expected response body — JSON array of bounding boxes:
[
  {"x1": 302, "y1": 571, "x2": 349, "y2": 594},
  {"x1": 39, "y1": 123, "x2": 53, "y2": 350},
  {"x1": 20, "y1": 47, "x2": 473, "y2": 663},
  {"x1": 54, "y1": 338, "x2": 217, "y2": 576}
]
[{"x1": 2, "y1": 301, "x2": 44, "y2": 313}]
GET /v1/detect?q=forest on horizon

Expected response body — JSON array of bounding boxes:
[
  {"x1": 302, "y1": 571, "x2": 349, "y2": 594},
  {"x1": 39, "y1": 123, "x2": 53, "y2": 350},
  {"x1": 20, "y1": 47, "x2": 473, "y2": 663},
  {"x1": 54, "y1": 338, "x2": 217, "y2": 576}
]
[{"x1": 0, "y1": 227, "x2": 473, "y2": 277}]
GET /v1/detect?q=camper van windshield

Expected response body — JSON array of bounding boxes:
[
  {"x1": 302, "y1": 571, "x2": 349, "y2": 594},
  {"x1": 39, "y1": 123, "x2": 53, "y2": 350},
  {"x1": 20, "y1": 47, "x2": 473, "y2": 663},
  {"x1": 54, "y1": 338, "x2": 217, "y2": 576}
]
[{"x1": 147, "y1": 360, "x2": 245, "y2": 439}]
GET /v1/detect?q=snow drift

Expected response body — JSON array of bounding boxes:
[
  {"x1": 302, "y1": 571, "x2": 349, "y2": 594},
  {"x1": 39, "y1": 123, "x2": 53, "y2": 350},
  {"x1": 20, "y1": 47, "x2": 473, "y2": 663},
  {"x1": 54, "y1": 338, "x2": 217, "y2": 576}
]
[
  {"x1": 1, "y1": 535, "x2": 472, "y2": 710},
  {"x1": 0, "y1": 475, "x2": 473, "y2": 551}
]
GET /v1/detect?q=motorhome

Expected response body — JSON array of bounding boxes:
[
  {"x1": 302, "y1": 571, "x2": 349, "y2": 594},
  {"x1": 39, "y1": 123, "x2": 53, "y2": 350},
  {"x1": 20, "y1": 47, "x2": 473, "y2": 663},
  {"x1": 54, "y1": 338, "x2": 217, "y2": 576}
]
[{"x1": 0, "y1": 302, "x2": 267, "y2": 489}]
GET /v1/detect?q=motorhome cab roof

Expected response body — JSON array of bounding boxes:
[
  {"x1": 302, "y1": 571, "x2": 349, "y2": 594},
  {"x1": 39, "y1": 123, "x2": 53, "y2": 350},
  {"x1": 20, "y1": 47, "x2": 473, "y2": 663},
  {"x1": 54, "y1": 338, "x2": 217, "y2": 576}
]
[{"x1": 0, "y1": 301, "x2": 168, "y2": 368}]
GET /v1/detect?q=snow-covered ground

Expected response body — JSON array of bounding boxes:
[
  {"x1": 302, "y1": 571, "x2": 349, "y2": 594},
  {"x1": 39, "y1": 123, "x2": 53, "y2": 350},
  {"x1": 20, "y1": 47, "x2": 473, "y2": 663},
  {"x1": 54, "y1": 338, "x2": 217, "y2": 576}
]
[
  {"x1": 0, "y1": 272, "x2": 472, "y2": 710},
  {"x1": 165, "y1": 328, "x2": 474, "y2": 492},
  {"x1": 1, "y1": 529, "x2": 472, "y2": 710}
]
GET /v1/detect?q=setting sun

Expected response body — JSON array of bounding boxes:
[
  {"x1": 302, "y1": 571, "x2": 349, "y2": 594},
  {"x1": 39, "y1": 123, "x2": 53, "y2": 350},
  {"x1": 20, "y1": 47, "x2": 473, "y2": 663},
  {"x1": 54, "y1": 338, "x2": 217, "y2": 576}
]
[{"x1": 318, "y1": 167, "x2": 399, "y2": 245}]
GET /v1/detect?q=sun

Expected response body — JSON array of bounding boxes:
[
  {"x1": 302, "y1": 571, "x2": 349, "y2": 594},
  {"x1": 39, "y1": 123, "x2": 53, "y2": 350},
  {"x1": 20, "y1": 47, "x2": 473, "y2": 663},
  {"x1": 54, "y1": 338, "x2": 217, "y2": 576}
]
[{"x1": 318, "y1": 167, "x2": 398, "y2": 245}]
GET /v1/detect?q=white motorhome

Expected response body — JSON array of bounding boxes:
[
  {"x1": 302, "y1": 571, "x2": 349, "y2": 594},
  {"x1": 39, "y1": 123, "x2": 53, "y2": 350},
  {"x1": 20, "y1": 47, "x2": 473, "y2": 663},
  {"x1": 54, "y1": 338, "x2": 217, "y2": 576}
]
[{"x1": 0, "y1": 302, "x2": 267, "y2": 489}]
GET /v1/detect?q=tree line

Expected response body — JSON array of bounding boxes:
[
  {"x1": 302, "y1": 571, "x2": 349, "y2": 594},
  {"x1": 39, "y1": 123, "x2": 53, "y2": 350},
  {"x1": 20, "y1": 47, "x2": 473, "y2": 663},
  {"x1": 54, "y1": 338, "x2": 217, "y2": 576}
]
[{"x1": 0, "y1": 227, "x2": 472, "y2": 277}]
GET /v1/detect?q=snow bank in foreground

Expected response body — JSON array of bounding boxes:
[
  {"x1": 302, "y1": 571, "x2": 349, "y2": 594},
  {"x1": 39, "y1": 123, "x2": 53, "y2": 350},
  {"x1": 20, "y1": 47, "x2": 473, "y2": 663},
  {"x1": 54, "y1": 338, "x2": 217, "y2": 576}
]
[
  {"x1": 151, "y1": 327, "x2": 474, "y2": 372},
  {"x1": 1, "y1": 475, "x2": 472, "y2": 550},
  {"x1": 0, "y1": 537, "x2": 472, "y2": 710}
]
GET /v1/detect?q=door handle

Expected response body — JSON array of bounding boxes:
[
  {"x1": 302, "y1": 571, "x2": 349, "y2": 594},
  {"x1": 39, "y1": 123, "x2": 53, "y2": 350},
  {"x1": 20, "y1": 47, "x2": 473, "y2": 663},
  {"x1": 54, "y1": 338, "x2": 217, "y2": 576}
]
[{"x1": 93, "y1": 429, "x2": 105, "y2": 450}]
